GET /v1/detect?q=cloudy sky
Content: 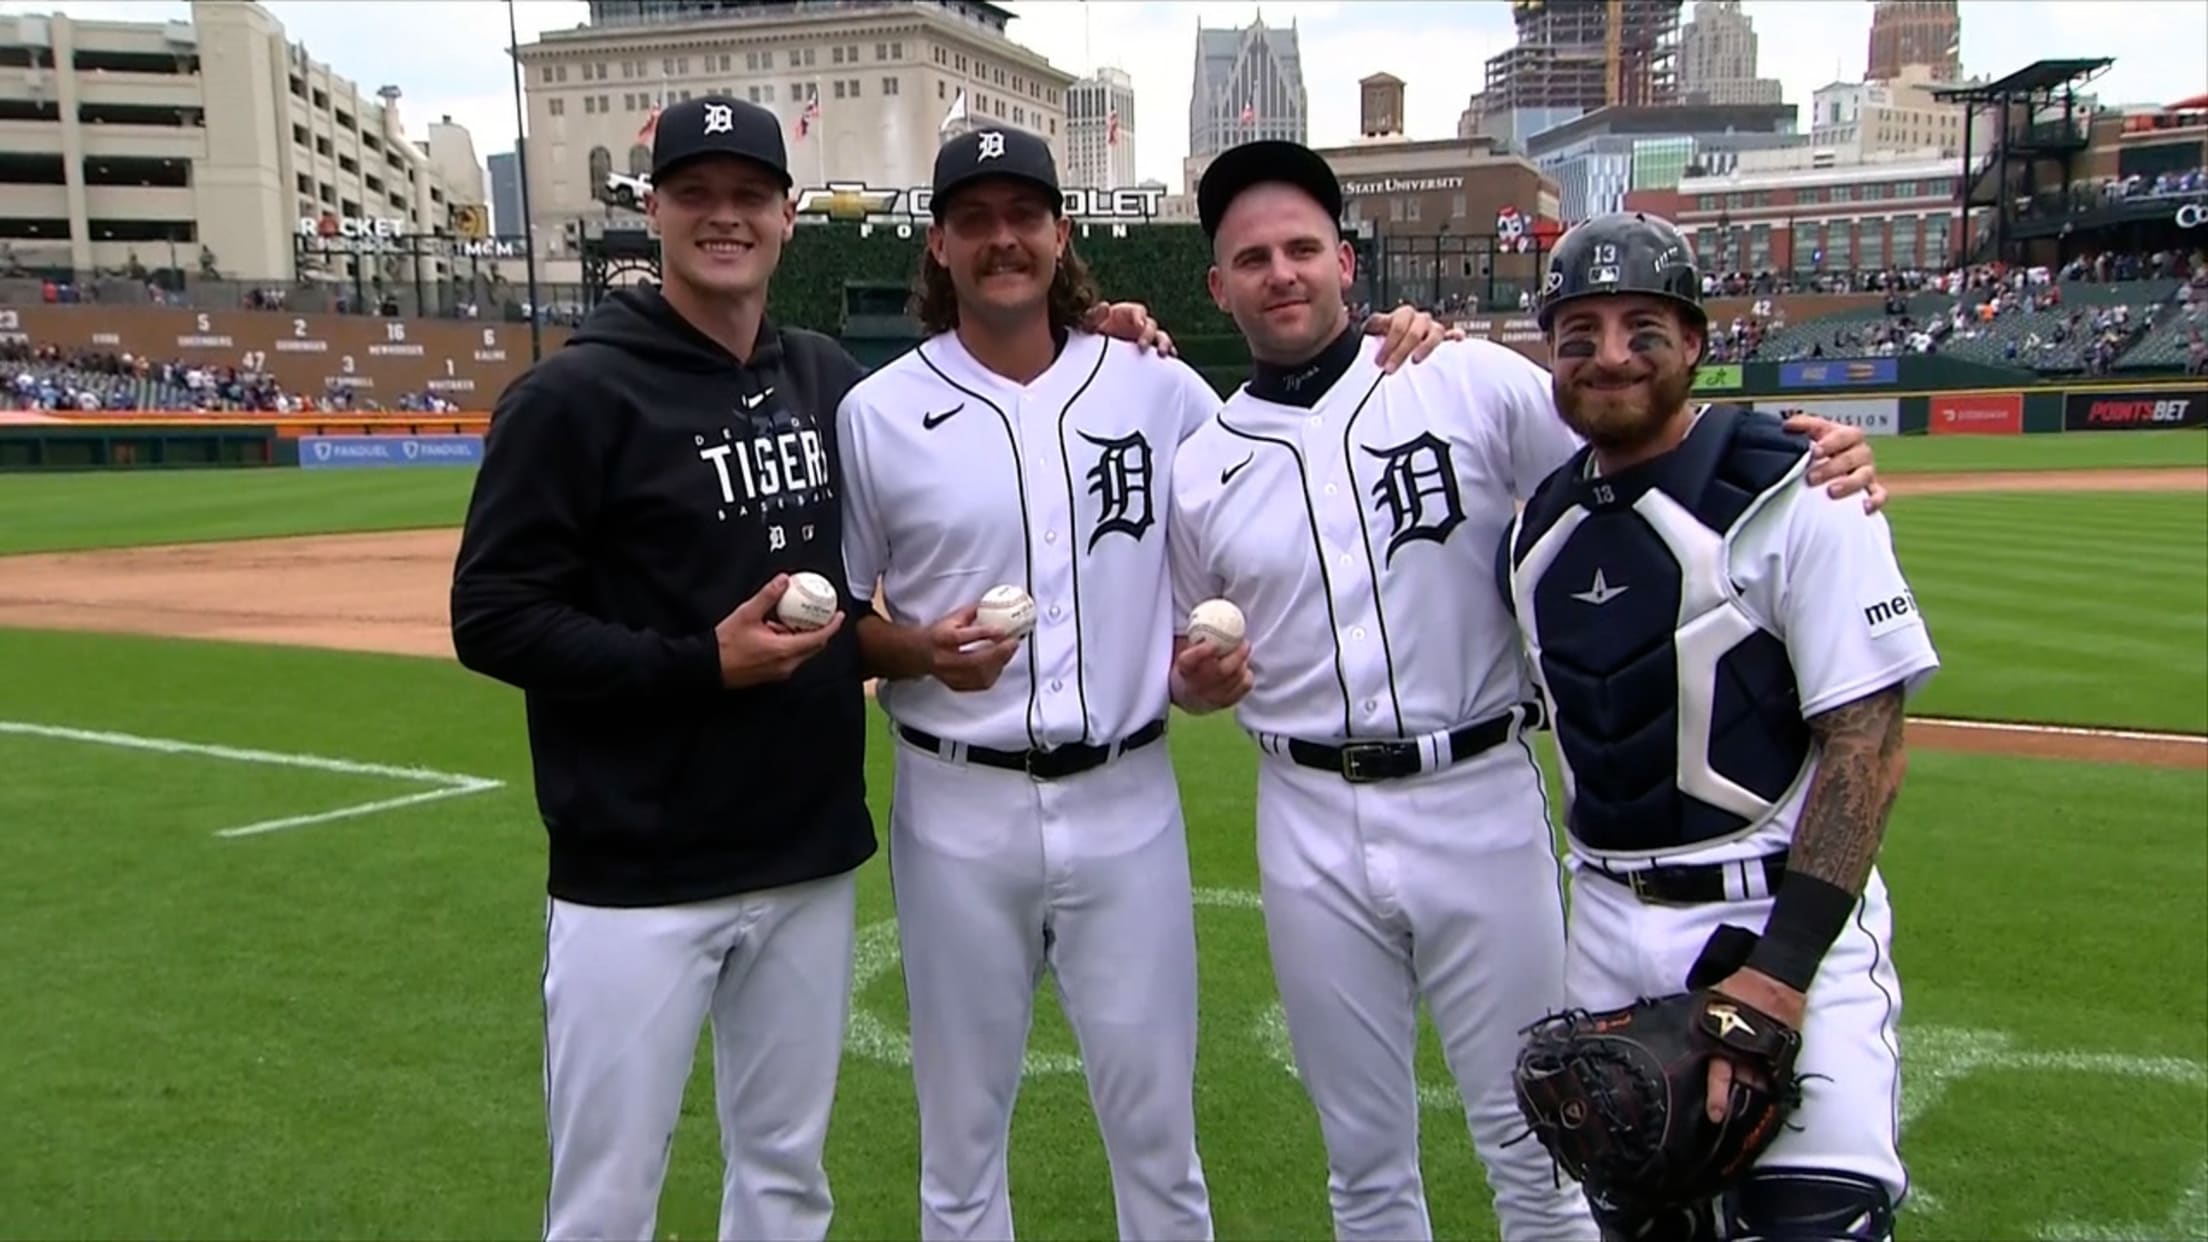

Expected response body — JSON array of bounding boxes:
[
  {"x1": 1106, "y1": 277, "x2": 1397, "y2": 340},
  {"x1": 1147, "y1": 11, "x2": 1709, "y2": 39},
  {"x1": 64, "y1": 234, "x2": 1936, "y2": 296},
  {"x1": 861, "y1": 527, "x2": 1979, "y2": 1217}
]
[{"x1": 7, "y1": 0, "x2": 2203, "y2": 189}]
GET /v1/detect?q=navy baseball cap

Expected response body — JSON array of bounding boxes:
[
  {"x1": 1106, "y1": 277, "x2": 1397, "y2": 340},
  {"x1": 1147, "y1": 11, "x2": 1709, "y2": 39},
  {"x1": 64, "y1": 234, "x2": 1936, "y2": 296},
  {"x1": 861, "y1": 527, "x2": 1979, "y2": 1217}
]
[
  {"x1": 650, "y1": 95, "x2": 791, "y2": 188},
  {"x1": 1197, "y1": 139, "x2": 1344, "y2": 240},
  {"x1": 930, "y1": 126, "x2": 1063, "y2": 217}
]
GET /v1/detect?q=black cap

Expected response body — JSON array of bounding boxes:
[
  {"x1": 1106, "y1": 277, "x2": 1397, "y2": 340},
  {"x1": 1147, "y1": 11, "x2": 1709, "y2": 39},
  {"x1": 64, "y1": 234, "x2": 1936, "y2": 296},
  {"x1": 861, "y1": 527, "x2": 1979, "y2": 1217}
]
[
  {"x1": 1197, "y1": 139, "x2": 1344, "y2": 240},
  {"x1": 1535, "y1": 211, "x2": 1705, "y2": 332},
  {"x1": 930, "y1": 126, "x2": 1062, "y2": 217},
  {"x1": 649, "y1": 95, "x2": 791, "y2": 188}
]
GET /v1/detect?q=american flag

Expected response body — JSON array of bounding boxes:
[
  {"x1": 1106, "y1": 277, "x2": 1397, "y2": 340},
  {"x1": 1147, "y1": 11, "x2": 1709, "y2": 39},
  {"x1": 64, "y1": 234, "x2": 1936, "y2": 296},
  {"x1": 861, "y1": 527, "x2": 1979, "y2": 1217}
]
[
  {"x1": 1240, "y1": 101, "x2": 1255, "y2": 125},
  {"x1": 637, "y1": 103, "x2": 662, "y2": 143},
  {"x1": 795, "y1": 94, "x2": 821, "y2": 139},
  {"x1": 1106, "y1": 107, "x2": 1120, "y2": 147}
]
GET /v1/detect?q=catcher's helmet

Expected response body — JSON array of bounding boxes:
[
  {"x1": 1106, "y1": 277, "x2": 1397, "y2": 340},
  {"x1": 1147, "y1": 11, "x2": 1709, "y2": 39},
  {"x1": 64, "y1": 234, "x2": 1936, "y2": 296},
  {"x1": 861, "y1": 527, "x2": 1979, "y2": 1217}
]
[{"x1": 1536, "y1": 212, "x2": 1705, "y2": 334}]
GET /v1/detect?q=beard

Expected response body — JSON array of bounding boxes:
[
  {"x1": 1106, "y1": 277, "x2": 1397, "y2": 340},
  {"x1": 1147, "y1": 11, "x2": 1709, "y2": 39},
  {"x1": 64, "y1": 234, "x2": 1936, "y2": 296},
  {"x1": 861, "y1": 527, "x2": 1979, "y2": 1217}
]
[{"x1": 1555, "y1": 364, "x2": 1695, "y2": 457}]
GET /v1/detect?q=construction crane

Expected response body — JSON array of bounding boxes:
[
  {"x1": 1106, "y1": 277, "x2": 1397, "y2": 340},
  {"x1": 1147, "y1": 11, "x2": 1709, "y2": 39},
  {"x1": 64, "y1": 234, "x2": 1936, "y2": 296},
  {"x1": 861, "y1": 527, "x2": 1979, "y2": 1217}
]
[{"x1": 1605, "y1": 0, "x2": 1624, "y2": 107}]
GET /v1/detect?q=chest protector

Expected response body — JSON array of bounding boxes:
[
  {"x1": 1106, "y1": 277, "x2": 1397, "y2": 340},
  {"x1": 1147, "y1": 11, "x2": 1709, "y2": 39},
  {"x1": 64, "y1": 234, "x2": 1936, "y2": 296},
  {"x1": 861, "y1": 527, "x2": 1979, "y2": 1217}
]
[{"x1": 1501, "y1": 405, "x2": 1814, "y2": 857}]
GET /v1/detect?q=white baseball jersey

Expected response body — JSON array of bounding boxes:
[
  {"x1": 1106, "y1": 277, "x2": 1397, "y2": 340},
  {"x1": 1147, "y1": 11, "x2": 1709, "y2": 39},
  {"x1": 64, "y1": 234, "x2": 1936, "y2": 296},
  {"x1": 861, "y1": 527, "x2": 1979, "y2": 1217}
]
[
  {"x1": 1169, "y1": 336, "x2": 1581, "y2": 743},
  {"x1": 839, "y1": 329, "x2": 1219, "y2": 752},
  {"x1": 1508, "y1": 408, "x2": 1942, "y2": 868}
]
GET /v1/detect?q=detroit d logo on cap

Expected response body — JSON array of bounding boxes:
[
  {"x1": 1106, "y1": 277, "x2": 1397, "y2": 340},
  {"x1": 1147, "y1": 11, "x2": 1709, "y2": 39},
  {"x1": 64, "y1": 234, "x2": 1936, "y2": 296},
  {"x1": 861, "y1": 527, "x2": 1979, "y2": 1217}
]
[
  {"x1": 977, "y1": 131, "x2": 1006, "y2": 160},
  {"x1": 702, "y1": 103, "x2": 733, "y2": 135}
]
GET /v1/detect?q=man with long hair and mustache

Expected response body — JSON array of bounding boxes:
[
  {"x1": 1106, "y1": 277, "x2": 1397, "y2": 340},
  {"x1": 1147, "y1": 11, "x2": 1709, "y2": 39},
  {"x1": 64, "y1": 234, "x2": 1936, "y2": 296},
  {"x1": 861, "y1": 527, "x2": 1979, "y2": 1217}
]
[{"x1": 834, "y1": 126, "x2": 1454, "y2": 1242}]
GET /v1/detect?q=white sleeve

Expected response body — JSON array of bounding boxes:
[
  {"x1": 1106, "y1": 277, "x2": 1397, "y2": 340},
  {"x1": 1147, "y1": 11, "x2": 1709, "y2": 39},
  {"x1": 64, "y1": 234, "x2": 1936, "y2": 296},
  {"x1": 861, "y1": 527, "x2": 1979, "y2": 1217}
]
[
  {"x1": 835, "y1": 389, "x2": 891, "y2": 604},
  {"x1": 1167, "y1": 469, "x2": 1217, "y2": 637},
  {"x1": 1777, "y1": 490, "x2": 1941, "y2": 719},
  {"x1": 1167, "y1": 358, "x2": 1221, "y2": 443},
  {"x1": 1472, "y1": 344, "x2": 1584, "y2": 499}
]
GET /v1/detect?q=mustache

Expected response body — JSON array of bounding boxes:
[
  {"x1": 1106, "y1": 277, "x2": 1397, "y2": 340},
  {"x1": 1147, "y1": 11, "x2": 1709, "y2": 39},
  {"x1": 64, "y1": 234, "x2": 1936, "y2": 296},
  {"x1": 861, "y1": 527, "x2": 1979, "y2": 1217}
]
[
  {"x1": 973, "y1": 250, "x2": 1032, "y2": 274},
  {"x1": 1574, "y1": 366, "x2": 1650, "y2": 385}
]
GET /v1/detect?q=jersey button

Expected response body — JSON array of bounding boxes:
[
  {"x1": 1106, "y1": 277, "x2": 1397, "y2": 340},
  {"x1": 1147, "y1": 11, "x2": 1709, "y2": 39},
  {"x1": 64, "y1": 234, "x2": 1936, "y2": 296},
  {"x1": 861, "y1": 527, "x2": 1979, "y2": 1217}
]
[
  {"x1": 1351, "y1": 626, "x2": 1367, "y2": 640},
  {"x1": 1324, "y1": 483, "x2": 1338, "y2": 496},
  {"x1": 1049, "y1": 604, "x2": 1063, "y2": 620},
  {"x1": 1050, "y1": 678, "x2": 1064, "y2": 692},
  {"x1": 1364, "y1": 698, "x2": 1379, "y2": 714}
]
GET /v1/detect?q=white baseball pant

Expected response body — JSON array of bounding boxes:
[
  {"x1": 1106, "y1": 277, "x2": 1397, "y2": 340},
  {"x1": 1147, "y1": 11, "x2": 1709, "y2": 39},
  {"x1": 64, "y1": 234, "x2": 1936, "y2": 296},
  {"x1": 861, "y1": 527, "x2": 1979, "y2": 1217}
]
[
  {"x1": 539, "y1": 871, "x2": 857, "y2": 1242},
  {"x1": 888, "y1": 736, "x2": 1212, "y2": 1242},
  {"x1": 1564, "y1": 859, "x2": 1907, "y2": 1203},
  {"x1": 1255, "y1": 738, "x2": 1597, "y2": 1241}
]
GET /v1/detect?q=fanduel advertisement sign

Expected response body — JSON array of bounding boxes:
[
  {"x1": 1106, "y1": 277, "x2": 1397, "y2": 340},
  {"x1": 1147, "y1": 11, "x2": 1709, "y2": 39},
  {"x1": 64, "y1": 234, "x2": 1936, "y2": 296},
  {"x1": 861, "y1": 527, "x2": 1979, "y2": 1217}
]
[{"x1": 300, "y1": 435, "x2": 483, "y2": 469}]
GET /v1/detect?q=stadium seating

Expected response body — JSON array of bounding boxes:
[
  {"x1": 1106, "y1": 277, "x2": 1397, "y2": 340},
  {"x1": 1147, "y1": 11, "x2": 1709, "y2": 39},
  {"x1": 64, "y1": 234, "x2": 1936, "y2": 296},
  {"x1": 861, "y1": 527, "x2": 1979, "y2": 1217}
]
[
  {"x1": 1726, "y1": 273, "x2": 2202, "y2": 376},
  {"x1": 2112, "y1": 299, "x2": 2208, "y2": 373}
]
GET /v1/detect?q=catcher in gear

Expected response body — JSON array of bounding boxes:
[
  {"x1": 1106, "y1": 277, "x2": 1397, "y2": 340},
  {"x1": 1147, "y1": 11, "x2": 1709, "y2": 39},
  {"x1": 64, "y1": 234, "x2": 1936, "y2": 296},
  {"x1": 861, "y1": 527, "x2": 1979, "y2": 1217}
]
[{"x1": 1498, "y1": 212, "x2": 1939, "y2": 1242}]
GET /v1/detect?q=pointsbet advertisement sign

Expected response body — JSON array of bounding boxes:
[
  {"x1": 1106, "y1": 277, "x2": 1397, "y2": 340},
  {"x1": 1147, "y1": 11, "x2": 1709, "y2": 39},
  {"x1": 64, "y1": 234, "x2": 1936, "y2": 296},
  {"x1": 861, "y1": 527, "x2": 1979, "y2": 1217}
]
[{"x1": 2062, "y1": 389, "x2": 2205, "y2": 431}]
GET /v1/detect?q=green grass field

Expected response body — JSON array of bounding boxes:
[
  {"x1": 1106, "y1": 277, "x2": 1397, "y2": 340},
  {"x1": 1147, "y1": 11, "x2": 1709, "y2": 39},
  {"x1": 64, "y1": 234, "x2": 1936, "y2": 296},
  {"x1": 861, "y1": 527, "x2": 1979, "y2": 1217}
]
[
  {"x1": 1, "y1": 433, "x2": 2204, "y2": 1241},
  {"x1": 1887, "y1": 489, "x2": 2208, "y2": 732}
]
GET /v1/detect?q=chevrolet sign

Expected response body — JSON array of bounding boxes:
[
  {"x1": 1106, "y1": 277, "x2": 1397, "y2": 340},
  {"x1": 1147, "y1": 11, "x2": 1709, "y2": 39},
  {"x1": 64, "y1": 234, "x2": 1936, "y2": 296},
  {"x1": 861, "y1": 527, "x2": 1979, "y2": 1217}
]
[
  {"x1": 792, "y1": 183, "x2": 1165, "y2": 225},
  {"x1": 793, "y1": 182, "x2": 905, "y2": 222}
]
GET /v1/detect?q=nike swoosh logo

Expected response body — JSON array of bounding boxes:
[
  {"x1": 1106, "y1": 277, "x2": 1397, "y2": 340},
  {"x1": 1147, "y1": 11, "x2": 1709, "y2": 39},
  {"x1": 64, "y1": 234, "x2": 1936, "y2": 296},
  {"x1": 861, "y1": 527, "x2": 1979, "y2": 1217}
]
[
  {"x1": 923, "y1": 403, "x2": 963, "y2": 429},
  {"x1": 742, "y1": 387, "x2": 774, "y2": 409},
  {"x1": 1221, "y1": 453, "x2": 1254, "y2": 485}
]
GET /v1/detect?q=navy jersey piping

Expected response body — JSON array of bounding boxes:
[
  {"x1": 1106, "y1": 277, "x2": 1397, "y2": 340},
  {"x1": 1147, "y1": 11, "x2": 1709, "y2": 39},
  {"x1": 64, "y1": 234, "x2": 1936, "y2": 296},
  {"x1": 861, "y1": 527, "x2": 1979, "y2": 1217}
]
[
  {"x1": 916, "y1": 345, "x2": 1041, "y2": 751},
  {"x1": 1337, "y1": 370, "x2": 1408, "y2": 737},
  {"x1": 1218, "y1": 415, "x2": 1357, "y2": 739},
  {"x1": 1051, "y1": 341, "x2": 1111, "y2": 744}
]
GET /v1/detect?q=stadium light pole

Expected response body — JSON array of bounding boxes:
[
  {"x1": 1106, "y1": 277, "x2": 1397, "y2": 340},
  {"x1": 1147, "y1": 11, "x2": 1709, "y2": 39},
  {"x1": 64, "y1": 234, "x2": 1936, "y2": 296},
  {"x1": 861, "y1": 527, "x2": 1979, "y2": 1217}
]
[{"x1": 508, "y1": 0, "x2": 544, "y2": 364}]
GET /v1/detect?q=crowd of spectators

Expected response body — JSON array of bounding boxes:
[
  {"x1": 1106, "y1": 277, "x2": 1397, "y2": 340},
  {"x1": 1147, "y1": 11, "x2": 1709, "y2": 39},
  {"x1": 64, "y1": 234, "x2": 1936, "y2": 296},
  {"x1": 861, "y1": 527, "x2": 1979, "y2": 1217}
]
[{"x1": 0, "y1": 337, "x2": 466, "y2": 415}]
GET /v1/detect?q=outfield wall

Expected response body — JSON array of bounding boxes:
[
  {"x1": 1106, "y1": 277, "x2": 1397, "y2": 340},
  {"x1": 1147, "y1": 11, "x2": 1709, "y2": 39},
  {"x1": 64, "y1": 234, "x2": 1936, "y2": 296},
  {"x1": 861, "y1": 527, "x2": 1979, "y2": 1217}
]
[{"x1": 2, "y1": 382, "x2": 2201, "y2": 472}]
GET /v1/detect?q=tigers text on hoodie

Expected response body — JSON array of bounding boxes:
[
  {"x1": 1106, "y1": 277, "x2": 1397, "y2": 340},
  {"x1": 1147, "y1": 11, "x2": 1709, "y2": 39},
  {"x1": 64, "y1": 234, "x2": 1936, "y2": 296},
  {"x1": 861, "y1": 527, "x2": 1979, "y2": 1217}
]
[{"x1": 450, "y1": 287, "x2": 876, "y2": 908}]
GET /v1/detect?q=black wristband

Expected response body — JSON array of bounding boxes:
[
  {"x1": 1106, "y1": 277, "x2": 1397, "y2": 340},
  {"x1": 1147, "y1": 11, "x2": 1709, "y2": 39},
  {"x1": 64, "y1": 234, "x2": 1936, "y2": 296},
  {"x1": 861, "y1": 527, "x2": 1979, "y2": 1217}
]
[{"x1": 1746, "y1": 873, "x2": 1858, "y2": 993}]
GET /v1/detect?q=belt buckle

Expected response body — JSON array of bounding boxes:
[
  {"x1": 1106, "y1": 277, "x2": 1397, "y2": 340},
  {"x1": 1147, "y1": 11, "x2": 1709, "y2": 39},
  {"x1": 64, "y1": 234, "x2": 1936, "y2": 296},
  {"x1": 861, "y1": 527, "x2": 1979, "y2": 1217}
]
[
  {"x1": 1625, "y1": 869, "x2": 1657, "y2": 902},
  {"x1": 1023, "y1": 746, "x2": 1055, "y2": 780},
  {"x1": 1338, "y1": 741, "x2": 1396, "y2": 784}
]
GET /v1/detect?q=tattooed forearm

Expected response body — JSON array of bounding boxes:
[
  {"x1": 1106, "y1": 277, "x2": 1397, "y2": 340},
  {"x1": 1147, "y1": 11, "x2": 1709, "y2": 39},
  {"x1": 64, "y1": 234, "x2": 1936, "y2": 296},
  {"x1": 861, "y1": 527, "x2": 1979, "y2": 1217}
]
[{"x1": 1790, "y1": 685, "x2": 1908, "y2": 895}]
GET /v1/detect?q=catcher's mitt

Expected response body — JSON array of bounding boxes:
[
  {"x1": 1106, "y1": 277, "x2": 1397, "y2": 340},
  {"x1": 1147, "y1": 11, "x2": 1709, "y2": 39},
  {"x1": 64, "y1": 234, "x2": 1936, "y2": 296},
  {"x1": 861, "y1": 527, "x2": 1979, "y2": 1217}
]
[{"x1": 1510, "y1": 988, "x2": 1804, "y2": 1209}]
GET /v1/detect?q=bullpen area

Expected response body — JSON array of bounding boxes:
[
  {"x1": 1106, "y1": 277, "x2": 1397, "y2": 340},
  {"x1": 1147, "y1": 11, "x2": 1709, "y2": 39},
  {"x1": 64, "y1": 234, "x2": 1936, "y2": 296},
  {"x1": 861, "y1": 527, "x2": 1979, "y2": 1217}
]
[{"x1": 0, "y1": 430, "x2": 2202, "y2": 1241}]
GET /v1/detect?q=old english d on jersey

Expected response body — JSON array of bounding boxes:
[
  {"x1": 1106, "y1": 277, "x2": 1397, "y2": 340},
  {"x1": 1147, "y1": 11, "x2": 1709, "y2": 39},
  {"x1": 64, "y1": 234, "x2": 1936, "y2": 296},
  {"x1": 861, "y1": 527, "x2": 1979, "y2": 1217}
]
[{"x1": 451, "y1": 287, "x2": 875, "y2": 908}]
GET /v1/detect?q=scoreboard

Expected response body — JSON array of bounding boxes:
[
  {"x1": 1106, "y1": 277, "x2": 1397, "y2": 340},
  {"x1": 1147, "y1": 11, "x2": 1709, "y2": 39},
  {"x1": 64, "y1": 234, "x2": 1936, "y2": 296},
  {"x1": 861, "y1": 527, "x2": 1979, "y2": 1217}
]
[{"x1": 0, "y1": 305, "x2": 570, "y2": 408}]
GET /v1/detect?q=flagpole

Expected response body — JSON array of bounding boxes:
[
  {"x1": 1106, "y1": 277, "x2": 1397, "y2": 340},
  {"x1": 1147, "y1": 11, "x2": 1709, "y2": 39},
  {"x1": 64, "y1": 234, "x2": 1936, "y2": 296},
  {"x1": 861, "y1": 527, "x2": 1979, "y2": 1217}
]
[{"x1": 505, "y1": 0, "x2": 542, "y2": 363}]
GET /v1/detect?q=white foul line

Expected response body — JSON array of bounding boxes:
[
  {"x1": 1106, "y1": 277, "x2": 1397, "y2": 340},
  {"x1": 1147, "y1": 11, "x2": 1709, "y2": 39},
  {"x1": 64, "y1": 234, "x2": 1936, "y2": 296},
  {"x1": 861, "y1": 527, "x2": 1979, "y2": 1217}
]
[
  {"x1": 1909, "y1": 716, "x2": 2208, "y2": 746},
  {"x1": 0, "y1": 719, "x2": 504, "y2": 838}
]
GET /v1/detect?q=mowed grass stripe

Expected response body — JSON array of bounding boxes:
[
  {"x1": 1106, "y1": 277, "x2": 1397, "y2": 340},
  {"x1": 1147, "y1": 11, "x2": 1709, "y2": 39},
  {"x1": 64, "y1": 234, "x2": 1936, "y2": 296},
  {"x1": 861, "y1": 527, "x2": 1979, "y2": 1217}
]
[
  {"x1": 1889, "y1": 491, "x2": 2207, "y2": 733},
  {"x1": 0, "y1": 468, "x2": 478, "y2": 555}
]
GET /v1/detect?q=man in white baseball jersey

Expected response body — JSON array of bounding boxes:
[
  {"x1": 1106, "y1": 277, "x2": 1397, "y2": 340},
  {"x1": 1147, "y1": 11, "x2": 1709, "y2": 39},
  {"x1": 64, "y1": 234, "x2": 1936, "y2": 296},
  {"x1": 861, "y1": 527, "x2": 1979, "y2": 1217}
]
[
  {"x1": 1167, "y1": 142, "x2": 1883, "y2": 1242},
  {"x1": 1498, "y1": 212, "x2": 1935, "y2": 1242},
  {"x1": 836, "y1": 127, "x2": 1452, "y2": 1242}
]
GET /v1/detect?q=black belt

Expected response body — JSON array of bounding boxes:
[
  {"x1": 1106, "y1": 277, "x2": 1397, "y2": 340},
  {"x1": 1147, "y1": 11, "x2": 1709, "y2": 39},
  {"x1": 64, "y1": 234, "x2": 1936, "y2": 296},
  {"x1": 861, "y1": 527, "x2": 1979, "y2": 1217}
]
[
  {"x1": 897, "y1": 718, "x2": 1167, "y2": 781},
  {"x1": 1588, "y1": 850, "x2": 1790, "y2": 906},
  {"x1": 1282, "y1": 703, "x2": 1538, "y2": 784}
]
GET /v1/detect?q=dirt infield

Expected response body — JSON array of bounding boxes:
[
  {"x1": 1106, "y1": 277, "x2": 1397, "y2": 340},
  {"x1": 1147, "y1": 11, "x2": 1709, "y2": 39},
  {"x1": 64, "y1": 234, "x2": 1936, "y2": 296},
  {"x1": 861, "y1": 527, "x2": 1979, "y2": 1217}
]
[{"x1": 1, "y1": 465, "x2": 2201, "y2": 769}]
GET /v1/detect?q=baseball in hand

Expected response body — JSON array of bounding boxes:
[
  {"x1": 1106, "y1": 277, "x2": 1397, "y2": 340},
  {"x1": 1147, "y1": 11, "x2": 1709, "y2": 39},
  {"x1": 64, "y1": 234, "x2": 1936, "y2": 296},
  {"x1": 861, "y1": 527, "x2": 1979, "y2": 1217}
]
[
  {"x1": 976, "y1": 584, "x2": 1037, "y2": 640},
  {"x1": 1187, "y1": 598, "x2": 1246, "y2": 652},
  {"x1": 775, "y1": 571, "x2": 839, "y2": 631}
]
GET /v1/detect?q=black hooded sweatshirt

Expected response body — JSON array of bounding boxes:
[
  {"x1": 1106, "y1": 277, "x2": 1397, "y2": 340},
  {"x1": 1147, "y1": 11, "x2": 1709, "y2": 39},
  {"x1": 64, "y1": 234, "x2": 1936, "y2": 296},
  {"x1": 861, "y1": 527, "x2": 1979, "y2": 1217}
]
[{"x1": 450, "y1": 286, "x2": 876, "y2": 907}]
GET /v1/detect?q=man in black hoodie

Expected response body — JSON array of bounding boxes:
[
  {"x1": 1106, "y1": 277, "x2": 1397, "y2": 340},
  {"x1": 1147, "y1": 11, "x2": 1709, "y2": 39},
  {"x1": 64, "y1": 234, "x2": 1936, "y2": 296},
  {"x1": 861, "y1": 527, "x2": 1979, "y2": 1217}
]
[
  {"x1": 451, "y1": 96, "x2": 868, "y2": 1242},
  {"x1": 453, "y1": 96, "x2": 1177, "y2": 1242}
]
